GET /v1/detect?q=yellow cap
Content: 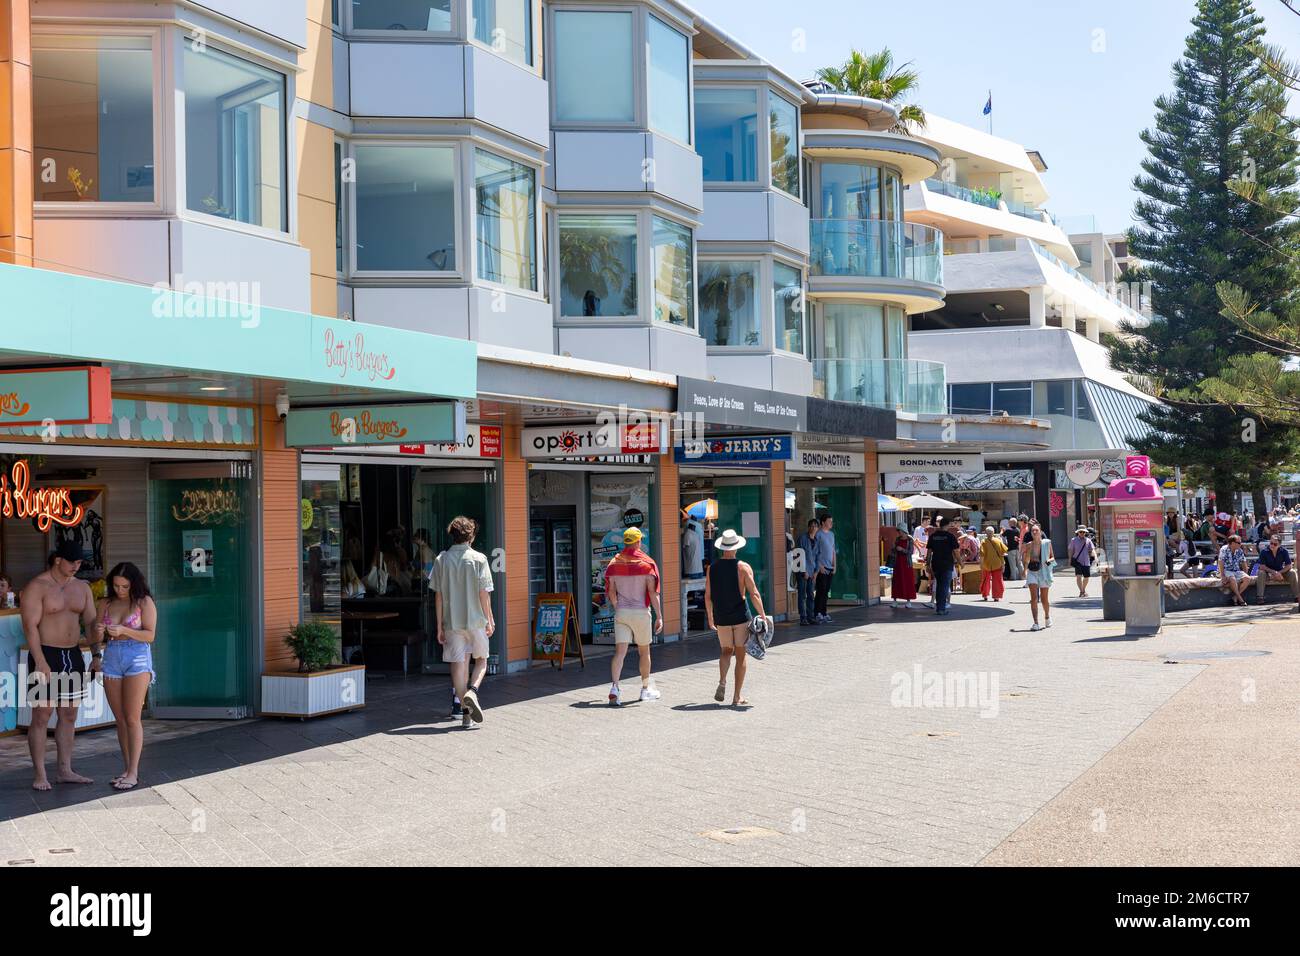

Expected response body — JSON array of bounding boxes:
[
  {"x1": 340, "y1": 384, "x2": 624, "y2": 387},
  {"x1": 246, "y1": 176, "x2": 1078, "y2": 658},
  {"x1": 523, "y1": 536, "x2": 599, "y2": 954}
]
[{"x1": 623, "y1": 527, "x2": 643, "y2": 544}]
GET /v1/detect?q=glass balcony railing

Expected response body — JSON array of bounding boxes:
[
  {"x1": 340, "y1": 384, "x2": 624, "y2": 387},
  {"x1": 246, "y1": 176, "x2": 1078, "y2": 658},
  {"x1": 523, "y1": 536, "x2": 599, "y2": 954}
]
[
  {"x1": 810, "y1": 220, "x2": 944, "y2": 286},
  {"x1": 813, "y1": 358, "x2": 948, "y2": 415},
  {"x1": 923, "y1": 178, "x2": 1001, "y2": 209},
  {"x1": 1005, "y1": 198, "x2": 1046, "y2": 221}
]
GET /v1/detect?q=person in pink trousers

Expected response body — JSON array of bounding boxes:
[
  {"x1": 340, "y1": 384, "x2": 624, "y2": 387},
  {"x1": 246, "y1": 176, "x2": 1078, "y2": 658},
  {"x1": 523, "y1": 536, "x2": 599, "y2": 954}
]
[{"x1": 979, "y1": 526, "x2": 1008, "y2": 602}]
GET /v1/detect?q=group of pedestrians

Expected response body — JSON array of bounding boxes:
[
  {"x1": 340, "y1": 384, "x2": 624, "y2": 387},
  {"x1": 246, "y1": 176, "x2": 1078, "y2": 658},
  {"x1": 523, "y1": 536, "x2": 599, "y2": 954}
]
[{"x1": 793, "y1": 513, "x2": 838, "y2": 625}]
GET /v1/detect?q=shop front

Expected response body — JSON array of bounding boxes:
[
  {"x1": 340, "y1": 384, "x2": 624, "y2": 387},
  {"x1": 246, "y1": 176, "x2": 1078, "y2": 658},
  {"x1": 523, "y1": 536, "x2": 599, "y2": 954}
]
[
  {"x1": 1, "y1": 396, "x2": 260, "y2": 724},
  {"x1": 520, "y1": 422, "x2": 662, "y2": 646},
  {"x1": 787, "y1": 440, "x2": 868, "y2": 604},
  {"x1": 298, "y1": 423, "x2": 502, "y2": 675}
]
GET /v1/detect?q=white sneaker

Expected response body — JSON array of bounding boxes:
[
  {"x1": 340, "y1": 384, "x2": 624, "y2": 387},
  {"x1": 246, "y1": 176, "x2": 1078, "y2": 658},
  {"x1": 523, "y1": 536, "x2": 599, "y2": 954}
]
[
  {"x1": 1044, "y1": 618, "x2": 1052, "y2": 629},
  {"x1": 639, "y1": 685, "x2": 661, "y2": 702},
  {"x1": 608, "y1": 684, "x2": 621, "y2": 707},
  {"x1": 1030, "y1": 623, "x2": 1042, "y2": 632}
]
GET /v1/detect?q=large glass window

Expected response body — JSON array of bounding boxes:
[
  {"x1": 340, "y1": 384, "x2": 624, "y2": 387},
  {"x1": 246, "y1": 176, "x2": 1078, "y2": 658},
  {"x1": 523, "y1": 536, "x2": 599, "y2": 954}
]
[
  {"x1": 949, "y1": 383, "x2": 992, "y2": 416},
  {"x1": 883, "y1": 170, "x2": 902, "y2": 221},
  {"x1": 652, "y1": 216, "x2": 694, "y2": 328},
  {"x1": 354, "y1": 144, "x2": 457, "y2": 272},
  {"x1": 993, "y1": 381, "x2": 1033, "y2": 416},
  {"x1": 184, "y1": 45, "x2": 286, "y2": 230},
  {"x1": 696, "y1": 88, "x2": 758, "y2": 183},
  {"x1": 472, "y1": 0, "x2": 532, "y2": 66},
  {"x1": 769, "y1": 94, "x2": 800, "y2": 197},
  {"x1": 699, "y1": 261, "x2": 760, "y2": 347},
  {"x1": 475, "y1": 149, "x2": 536, "y2": 290},
  {"x1": 819, "y1": 162, "x2": 880, "y2": 220},
  {"x1": 559, "y1": 214, "x2": 638, "y2": 317},
  {"x1": 885, "y1": 305, "x2": 906, "y2": 357},
  {"x1": 773, "y1": 262, "x2": 804, "y2": 355},
  {"x1": 648, "y1": 16, "x2": 690, "y2": 143},
  {"x1": 32, "y1": 35, "x2": 155, "y2": 203},
  {"x1": 335, "y1": 141, "x2": 344, "y2": 272},
  {"x1": 352, "y1": 0, "x2": 453, "y2": 32},
  {"x1": 822, "y1": 302, "x2": 885, "y2": 405},
  {"x1": 554, "y1": 11, "x2": 634, "y2": 123}
]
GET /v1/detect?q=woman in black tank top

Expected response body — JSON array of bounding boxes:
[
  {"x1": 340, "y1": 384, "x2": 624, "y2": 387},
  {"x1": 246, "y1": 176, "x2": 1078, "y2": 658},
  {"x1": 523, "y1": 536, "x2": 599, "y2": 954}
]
[{"x1": 708, "y1": 559, "x2": 749, "y2": 626}]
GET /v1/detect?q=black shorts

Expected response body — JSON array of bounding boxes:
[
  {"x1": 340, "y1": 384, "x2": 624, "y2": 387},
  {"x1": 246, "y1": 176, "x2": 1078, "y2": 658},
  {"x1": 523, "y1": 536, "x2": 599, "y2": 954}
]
[
  {"x1": 27, "y1": 646, "x2": 90, "y2": 705},
  {"x1": 1071, "y1": 560, "x2": 1092, "y2": 578}
]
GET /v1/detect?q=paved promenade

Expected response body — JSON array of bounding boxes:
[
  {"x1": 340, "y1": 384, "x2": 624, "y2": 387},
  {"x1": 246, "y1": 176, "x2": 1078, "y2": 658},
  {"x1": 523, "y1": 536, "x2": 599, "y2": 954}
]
[{"x1": 1, "y1": 579, "x2": 1294, "y2": 866}]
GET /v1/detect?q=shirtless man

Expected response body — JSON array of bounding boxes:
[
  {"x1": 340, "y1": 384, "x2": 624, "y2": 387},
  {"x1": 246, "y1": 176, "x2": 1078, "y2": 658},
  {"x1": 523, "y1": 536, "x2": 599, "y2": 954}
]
[{"x1": 23, "y1": 541, "x2": 100, "y2": 790}]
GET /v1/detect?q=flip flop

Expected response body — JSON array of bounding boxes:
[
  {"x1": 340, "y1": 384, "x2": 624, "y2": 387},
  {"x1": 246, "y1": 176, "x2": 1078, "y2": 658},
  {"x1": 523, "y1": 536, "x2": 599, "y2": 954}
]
[
  {"x1": 112, "y1": 779, "x2": 138, "y2": 791},
  {"x1": 732, "y1": 698, "x2": 751, "y2": 708},
  {"x1": 714, "y1": 682, "x2": 726, "y2": 703}
]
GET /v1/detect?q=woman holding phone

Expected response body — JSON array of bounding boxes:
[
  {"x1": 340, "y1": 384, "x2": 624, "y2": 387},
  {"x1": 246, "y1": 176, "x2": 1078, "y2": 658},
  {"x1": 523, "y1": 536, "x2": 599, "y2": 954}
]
[{"x1": 95, "y1": 562, "x2": 157, "y2": 791}]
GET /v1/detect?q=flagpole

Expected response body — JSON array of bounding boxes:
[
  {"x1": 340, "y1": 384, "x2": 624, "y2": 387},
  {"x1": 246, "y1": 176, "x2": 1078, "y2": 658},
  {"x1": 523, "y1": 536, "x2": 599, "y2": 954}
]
[{"x1": 988, "y1": 89, "x2": 992, "y2": 135}]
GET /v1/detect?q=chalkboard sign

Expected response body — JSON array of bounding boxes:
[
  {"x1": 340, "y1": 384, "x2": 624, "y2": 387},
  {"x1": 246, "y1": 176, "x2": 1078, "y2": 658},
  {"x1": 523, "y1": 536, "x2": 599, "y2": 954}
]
[{"x1": 532, "y1": 593, "x2": 584, "y2": 670}]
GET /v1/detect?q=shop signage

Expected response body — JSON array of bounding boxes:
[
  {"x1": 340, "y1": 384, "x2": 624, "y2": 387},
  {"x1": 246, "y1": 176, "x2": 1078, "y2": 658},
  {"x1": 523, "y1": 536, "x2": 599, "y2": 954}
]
[
  {"x1": 674, "y1": 435, "x2": 793, "y2": 464},
  {"x1": 1066, "y1": 459, "x2": 1103, "y2": 487},
  {"x1": 1113, "y1": 510, "x2": 1164, "y2": 530},
  {"x1": 398, "y1": 424, "x2": 503, "y2": 459},
  {"x1": 789, "y1": 443, "x2": 865, "y2": 475},
  {"x1": 677, "y1": 378, "x2": 806, "y2": 432},
  {"x1": 521, "y1": 423, "x2": 663, "y2": 459},
  {"x1": 1126, "y1": 455, "x2": 1152, "y2": 478},
  {"x1": 0, "y1": 459, "x2": 86, "y2": 531},
  {"x1": 171, "y1": 487, "x2": 242, "y2": 525},
  {"x1": 285, "y1": 402, "x2": 465, "y2": 448},
  {"x1": 531, "y1": 593, "x2": 583, "y2": 668},
  {"x1": 878, "y1": 453, "x2": 985, "y2": 473},
  {"x1": 885, "y1": 472, "x2": 938, "y2": 493},
  {"x1": 0, "y1": 367, "x2": 112, "y2": 427}
]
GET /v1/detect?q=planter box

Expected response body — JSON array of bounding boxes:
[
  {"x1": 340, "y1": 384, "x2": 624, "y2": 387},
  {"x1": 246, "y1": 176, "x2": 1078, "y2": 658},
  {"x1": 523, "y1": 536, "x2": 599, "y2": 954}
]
[{"x1": 261, "y1": 665, "x2": 366, "y2": 719}]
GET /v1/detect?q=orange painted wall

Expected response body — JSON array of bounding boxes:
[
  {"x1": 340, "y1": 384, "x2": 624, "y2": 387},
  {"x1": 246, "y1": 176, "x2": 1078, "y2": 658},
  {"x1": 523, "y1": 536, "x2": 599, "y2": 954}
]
[
  {"x1": 0, "y1": 0, "x2": 33, "y2": 267},
  {"x1": 657, "y1": 456, "x2": 680, "y2": 639},
  {"x1": 769, "y1": 461, "x2": 788, "y2": 618},
  {"x1": 501, "y1": 422, "x2": 531, "y2": 663},
  {"x1": 261, "y1": 404, "x2": 300, "y2": 671},
  {"x1": 864, "y1": 442, "x2": 881, "y2": 602}
]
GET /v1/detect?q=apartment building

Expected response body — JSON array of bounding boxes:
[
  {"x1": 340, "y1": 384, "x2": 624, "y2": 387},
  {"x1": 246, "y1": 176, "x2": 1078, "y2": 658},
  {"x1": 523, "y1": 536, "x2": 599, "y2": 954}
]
[
  {"x1": 901, "y1": 114, "x2": 1162, "y2": 549},
  {"x1": 0, "y1": 0, "x2": 1053, "y2": 722}
]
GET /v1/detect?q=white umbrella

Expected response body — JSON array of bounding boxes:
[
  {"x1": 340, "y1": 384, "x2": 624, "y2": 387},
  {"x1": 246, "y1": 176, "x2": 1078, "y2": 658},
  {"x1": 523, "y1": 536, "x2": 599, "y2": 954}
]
[{"x1": 901, "y1": 493, "x2": 965, "y2": 511}]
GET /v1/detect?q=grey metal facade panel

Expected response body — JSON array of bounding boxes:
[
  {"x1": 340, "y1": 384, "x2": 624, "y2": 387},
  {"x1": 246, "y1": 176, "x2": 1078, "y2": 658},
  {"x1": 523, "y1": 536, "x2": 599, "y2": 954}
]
[
  {"x1": 477, "y1": 360, "x2": 675, "y2": 414},
  {"x1": 805, "y1": 398, "x2": 896, "y2": 441}
]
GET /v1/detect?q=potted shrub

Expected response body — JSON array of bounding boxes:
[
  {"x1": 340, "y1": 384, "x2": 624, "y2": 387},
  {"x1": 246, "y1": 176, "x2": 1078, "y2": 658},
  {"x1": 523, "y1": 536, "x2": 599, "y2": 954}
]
[{"x1": 260, "y1": 621, "x2": 366, "y2": 718}]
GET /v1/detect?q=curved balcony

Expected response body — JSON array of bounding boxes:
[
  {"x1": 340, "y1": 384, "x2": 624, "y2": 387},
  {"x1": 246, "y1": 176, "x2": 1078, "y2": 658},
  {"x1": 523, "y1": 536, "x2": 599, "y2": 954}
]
[
  {"x1": 809, "y1": 221, "x2": 945, "y2": 311},
  {"x1": 813, "y1": 358, "x2": 947, "y2": 416}
]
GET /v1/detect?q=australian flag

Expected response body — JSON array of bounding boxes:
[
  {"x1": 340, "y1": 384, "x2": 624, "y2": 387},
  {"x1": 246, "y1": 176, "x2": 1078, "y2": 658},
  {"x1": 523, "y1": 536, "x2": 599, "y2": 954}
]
[{"x1": 983, "y1": 94, "x2": 992, "y2": 116}]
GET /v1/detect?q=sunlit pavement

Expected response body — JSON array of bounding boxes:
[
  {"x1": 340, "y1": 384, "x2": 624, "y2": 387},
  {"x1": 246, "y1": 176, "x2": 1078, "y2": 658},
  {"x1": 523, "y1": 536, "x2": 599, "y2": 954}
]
[{"x1": 1, "y1": 579, "x2": 1293, "y2": 866}]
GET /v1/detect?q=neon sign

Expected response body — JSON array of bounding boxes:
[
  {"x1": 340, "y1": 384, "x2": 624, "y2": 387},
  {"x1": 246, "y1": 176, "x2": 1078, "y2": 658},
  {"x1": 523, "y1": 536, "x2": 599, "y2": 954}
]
[
  {"x1": 171, "y1": 488, "x2": 242, "y2": 526},
  {"x1": 0, "y1": 459, "x2": 86, "y2": 532}
]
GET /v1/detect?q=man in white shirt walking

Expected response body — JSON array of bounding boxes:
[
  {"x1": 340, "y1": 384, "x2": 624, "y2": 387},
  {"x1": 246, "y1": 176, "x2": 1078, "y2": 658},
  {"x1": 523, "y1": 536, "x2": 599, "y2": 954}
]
[{"x1": 430, "y1": 516, "x2": 495, "y2": 729}]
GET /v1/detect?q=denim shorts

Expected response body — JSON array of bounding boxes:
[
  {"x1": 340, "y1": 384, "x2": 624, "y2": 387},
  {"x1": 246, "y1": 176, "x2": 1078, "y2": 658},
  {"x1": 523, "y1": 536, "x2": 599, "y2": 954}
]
[{"x1": 101, "y1": 639, "x2": 155, "y2": 681}]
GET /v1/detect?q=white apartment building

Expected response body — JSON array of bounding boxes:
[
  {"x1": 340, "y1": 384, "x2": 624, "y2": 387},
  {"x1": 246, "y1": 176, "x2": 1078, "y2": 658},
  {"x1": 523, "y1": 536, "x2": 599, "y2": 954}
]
[{"x1": 901, "y1": 114, "x2": 1162, "y2": 547}]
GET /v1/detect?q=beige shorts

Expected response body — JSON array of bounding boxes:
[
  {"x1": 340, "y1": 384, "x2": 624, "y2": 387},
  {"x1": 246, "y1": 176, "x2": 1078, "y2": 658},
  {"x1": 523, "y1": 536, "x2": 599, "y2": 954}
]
[
  {"x1": 715, "y1": 622, "x2": 749, "y2": 649},
  {"x1": 442, "y1": 628, "x2": 489, "y2": 662},
  {"x1": 613, "y1": 608, "x2": 653, "y2": 646}
]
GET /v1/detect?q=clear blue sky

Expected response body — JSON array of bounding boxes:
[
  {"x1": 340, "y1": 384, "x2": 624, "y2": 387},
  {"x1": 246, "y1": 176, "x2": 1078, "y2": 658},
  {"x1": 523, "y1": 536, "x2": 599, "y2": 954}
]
[{"x1": 688, "y1": 0, "x2": 1298, "y2": 235}]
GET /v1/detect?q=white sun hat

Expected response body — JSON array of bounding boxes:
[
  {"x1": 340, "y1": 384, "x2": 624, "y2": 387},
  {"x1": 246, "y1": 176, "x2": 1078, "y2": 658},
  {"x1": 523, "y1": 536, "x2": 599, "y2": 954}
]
[{"x1": 713, "y1": 529, "x2": 747, "y2": 551}]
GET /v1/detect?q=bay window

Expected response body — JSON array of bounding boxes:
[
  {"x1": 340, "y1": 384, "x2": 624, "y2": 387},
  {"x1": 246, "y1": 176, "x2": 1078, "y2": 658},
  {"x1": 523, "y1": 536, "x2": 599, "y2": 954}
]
[
  {"x1": 33, "y1": 34, "x2": 155, "y2": 204},
  {"x1": 558, "y1": 214, "x2": 638, "y2": 318},
  {"x1": 652, "y1": 216, "x2": 694, "y2": 328},
  {"x1": 769, "y1": 94, "x2": 800, "y2": 197},
  {"x1": 553, "y1": 10, "x2": 634, "y2": 123},
  {"x1": 648, "y1": 16, "x2": 690, "y2": 143},
  {"x1": 475, "y1": 149, "x2": 537, "y2": 290},
  {"x1": 699, "y1": 261, "x2": 760, "y2": 347},
  {"x1": 774, "y1": 262, "x2": 805, "y2": 355},
  {"x1": 352, "y1": 0, "x2": 454, "y2": 32},
  {"x1": 184, "y1": 44, "x2": 286, "y2": 230},
  {"x1": 472, "y1": 0, "x2": 533, "y2": 66},
  {"x1": 696, "y1": 88, "x2": 758, "y2": 183},
  {"x1": 353, "y1": 144, "x2": 457, "y2": 273}
]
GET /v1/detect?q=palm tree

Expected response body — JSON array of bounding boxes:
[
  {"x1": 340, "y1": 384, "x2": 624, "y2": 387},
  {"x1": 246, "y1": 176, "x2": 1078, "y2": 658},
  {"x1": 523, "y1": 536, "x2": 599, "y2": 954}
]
[{"x1": 815, "y1": 48, "x2": 927, "y2": 133}]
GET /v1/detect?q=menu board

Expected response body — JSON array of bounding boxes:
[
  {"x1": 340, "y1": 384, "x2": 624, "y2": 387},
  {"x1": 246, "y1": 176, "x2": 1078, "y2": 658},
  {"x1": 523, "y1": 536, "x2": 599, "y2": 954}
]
[
  {"x1": 590, "y1": 474, "x2": 652, "y2": 644},
  {"x1": 531, "y1": 593, "x2": 583, "y2": 669}
]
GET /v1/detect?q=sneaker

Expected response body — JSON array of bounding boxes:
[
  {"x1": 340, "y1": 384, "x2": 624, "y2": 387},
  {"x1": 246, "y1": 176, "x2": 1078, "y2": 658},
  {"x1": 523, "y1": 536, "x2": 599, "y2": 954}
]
[
  {"x1": 639, "y1": 685, "x2": 661, "y2": 702},
  {"x1": 461, "y1": 712, "x2": 473, "y2": 730},
  {"x1": 1030, "y1": 623, "x2": 1042, "y2": 632},
  {"x1": 608, "y1": 684, "x2": 622, "y2": 707},
  {"x1": 822, "y1": 614, "x2": 834, "y2": 624},
  {"x1": 799, "y1": 618, "x2": 810, "y2": 625},
  {"x1": 451, "y1": 694, "x2": 463, "y2": 717},
  {"x1": 1044, "y1": 618, "x2": 1052, "y2": 629},
  {"x1": 462, "y1": 688, "x2": 484, "y2": 724}
]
